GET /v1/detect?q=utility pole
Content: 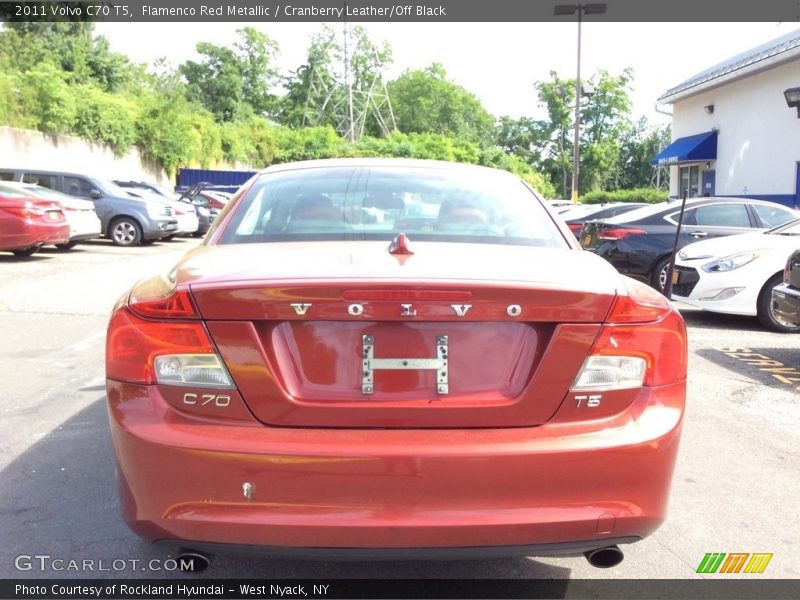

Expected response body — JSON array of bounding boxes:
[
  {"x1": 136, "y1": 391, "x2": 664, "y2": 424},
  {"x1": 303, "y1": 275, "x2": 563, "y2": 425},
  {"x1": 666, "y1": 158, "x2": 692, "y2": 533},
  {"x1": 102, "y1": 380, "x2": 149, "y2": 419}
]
[{"x1": 554, "y1": 3, "x2": 607, "y2": 204}]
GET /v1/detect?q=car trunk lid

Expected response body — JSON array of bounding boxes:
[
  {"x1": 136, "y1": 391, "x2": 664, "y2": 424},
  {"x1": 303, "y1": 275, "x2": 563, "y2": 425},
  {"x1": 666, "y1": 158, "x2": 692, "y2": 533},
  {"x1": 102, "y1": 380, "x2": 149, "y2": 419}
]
[{"x1": 183, "y1": 242, "x2": 619, "y2": 428}]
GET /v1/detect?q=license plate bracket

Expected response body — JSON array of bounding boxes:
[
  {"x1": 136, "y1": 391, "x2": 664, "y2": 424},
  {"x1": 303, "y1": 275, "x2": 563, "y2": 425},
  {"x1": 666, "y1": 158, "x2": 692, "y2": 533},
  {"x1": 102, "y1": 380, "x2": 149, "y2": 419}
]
[{"x1": 362, "y1": 334, "x2": 449, "y2": 395}]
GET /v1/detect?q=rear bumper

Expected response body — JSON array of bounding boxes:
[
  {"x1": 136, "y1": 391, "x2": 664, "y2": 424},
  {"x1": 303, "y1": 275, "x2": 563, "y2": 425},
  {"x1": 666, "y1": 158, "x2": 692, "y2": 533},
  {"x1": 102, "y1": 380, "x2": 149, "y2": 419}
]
[
  {"x1": 66, "y1": 214, "x2": 102, "y2": 242},
  {"x1": 155, "y1": 537, "x2": 641, "y2": 560},
  {"x1": 176, "y1": 214, "x2": 200, "y2": 235},
  {"x1": 5, "y1": 223, "x2": 71, "y2": 249},
  {"x1": 106, "y1": 379, "x2": 684, "y2": 552}
]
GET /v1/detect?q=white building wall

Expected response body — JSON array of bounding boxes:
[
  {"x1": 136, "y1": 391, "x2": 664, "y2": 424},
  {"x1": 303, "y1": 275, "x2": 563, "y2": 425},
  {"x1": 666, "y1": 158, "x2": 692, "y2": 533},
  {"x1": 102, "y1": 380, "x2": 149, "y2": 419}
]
[{"x1": 669, "y1": 59, "x2": 800, "y2": 202}]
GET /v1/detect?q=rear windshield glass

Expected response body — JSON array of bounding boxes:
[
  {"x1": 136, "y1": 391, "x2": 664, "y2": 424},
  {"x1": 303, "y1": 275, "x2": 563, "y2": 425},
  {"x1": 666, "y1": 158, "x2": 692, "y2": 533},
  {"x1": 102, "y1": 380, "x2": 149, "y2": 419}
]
[
  {"x1": 0, "y1": 183, "x2": 39, "y2": 199},
  {"x1": 217, "y1": 165, "x2": 565, "y2": 248},
  {"x1": 767, "y1": 217, "x2": 800, "y2": 235}
]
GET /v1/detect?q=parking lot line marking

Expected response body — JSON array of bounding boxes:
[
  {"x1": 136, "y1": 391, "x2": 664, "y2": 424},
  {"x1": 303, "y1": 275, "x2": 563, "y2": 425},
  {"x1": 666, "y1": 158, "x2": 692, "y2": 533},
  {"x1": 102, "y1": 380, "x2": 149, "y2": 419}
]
[{"x1": 716, "y1": 346, "x2": 800, "y2": 391}]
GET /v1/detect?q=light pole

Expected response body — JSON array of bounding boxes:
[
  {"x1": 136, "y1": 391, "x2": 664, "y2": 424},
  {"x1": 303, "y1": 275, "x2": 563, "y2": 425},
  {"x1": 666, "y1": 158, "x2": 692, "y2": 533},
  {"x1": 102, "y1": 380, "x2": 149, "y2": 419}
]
[{"x1": 554, "y1": 3, "x2": 607, "y2": 204}]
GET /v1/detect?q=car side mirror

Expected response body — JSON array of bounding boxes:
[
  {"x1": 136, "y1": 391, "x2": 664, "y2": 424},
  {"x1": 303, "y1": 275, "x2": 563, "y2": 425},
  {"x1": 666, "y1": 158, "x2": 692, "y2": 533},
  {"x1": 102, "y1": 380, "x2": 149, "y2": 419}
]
[{"x1": 90, "y1": 189, "x2": 102, "y2": 200}]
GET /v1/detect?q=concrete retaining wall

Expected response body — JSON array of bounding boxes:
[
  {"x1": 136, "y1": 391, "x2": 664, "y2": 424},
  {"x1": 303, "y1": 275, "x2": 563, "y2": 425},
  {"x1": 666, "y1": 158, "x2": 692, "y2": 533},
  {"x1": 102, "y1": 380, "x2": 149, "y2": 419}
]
[{"x1": 0, "y1": 126, "x2": 170, "y2": 186}]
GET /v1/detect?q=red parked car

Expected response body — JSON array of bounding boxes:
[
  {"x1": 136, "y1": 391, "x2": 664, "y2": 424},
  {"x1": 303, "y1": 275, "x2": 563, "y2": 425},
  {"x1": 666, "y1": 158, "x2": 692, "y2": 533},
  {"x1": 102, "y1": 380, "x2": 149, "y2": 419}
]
[
  {"x1": 0, "y1": 184, "x2": 70, "y2": 257},
  {"x1": 106, "y1": 159, "x2": 687, "y2": 569}
]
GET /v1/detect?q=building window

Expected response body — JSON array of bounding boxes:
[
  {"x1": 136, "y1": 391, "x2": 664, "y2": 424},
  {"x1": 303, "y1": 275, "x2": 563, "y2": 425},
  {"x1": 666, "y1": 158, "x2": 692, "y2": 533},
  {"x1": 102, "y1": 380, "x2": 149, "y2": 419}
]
[{"x1": 678, "y1": 165, "x2": 701, "y2": 197}]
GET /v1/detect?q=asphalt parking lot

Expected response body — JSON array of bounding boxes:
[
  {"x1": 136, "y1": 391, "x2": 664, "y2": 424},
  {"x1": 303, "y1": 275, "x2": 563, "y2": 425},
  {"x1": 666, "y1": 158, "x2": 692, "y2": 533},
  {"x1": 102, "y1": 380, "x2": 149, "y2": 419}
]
[{"x1": 0, "y1": 238, "x2": 798, "y2": 582}]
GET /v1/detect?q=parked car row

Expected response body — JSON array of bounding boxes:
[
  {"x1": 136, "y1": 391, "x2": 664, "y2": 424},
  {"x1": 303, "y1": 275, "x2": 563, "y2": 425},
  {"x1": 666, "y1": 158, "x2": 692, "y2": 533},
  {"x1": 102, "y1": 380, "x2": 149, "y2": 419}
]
[
  {"x1": 0, "y1": 168, "x2": 226, "y2": 256},
  {"x1": 114, "y1": 180, "x2": 223, "y2": 239},
  {"x1": 576, "y1": 196, "x2": 800, "y2": 333}
]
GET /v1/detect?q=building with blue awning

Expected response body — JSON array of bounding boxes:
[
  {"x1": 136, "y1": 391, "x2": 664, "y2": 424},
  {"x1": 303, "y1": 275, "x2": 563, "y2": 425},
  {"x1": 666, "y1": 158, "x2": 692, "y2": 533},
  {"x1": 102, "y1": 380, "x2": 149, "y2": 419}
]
[
  {"x1": 651, "y1": 131, "x2": 717, "y2": 167},
  {"x1": 655, "y1": 28, "x2": 800, "y2": 208}
]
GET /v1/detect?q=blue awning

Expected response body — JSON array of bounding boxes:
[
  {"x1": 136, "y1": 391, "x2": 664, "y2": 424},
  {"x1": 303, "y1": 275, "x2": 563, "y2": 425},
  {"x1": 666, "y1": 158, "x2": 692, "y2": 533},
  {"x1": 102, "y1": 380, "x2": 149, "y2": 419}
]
[{"x1": 650, "y1": 131, "x2": 717, "y2": 166}]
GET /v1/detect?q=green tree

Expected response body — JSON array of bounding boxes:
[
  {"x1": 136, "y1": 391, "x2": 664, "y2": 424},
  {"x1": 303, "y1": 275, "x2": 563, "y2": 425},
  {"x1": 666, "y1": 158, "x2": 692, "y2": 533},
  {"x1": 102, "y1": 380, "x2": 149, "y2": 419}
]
[
  {"x1": 87, "y1": 35, "x2": 134, "y2": 93},
  {"x1": 611, "y1": 118, "x2": 671, "y2": 190},
  {"x1": 532, "y1": 69, "x2": 637, "y2": 196},
  {"x1": 180, "y1": 43, "x2": 246, "y2": 122},
  {"x1": 3, "y1": 22, "x2": 93, "y2": 80},
  {"x1": 532, "y1": 71, "x2": 576, "y2": 198},
  {"x1": 280, "y1": 25, "x2": 340, "y2": 129},
  {"x1": 180, "y1": 28, "x2": 280, "y2": 122},
  {"x1": 494, "y1": 116, "x2": 546, "y2": 165},
  {"x1": 579, "y1": 69, "x2": 634, "y2": 191},
  {"x1": 387, "y1": 63, "x2": 495, "y2": 145},
  {"x1": 234, "y1": 27, "x2": 279, "y2": 116},
  {"x1": 2, "y1": 22, "x2": 132, "y2": 92}
]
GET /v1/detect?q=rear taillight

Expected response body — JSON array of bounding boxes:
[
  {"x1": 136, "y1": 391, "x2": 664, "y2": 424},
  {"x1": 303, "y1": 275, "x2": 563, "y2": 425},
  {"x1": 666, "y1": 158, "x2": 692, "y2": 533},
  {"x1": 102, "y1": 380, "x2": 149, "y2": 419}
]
[
  {"x1": 568, "y1": 223, "x2": 583, "y2": 232},
  {"x1": 5, "y1": 204, "x2": 45, "y2": 219},
  {"x1": 128, "y1": 274, "x2": 198, "y2": 319},
  {"x1": 597, "y1": 227, "x2": 646, "y2": 241},
  {"x1": 571, "y1": 355, "x2": 647, "y2": 391},
  {"x1": 571, "y1": 277, "x2": 687, "y2": 390},
  {"x1": 106, "y1": 275, "x2": 234, "y2": 388},
  {"x1": 606, "y1": 276, "x2": 672, "y2": 323}
]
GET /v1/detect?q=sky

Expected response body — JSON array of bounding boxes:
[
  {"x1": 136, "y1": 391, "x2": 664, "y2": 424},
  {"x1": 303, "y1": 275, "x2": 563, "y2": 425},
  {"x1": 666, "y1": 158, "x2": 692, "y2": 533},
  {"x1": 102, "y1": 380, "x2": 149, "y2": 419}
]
[{"x1": 96, "y1": 21, "x2": 799, "y2": 128}]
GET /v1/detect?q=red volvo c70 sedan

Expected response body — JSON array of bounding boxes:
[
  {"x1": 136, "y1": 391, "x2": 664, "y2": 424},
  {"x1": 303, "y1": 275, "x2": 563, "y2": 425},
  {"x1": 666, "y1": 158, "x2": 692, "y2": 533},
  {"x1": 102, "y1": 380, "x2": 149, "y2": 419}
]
[{"x1": 106, "y1": 159, "x2": 687, "y2": 569}]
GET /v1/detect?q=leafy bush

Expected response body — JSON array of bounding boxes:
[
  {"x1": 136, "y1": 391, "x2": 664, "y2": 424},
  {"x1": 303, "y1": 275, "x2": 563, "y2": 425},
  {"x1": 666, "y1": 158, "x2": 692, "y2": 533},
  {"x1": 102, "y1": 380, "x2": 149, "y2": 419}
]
[
  {"x1": 0, "y1": 71, "x2": 33, "y2": 128},
  {"x1": 220, "y1": 117, "x2": 278, "y2": 167},
  {"x1": 479, "y1": 146, "x2": 556, "y2": 198},
  {"x1": 20, "y1": 63, "x2": 76, "y2": 134},
  {"x1": 136, "y1": 93, "x2": 202, "y2": 175},
  {"x1": 581, "y1": 187, "x2": 668, "y2": 204},
  {"x1": 187, "y1": 111, "x2": 224, "y2": 168},
  {"x1": 272, "y1": 125, "x2": 347, "y2": 162},
  {"x1": 73, "y1": 86, "x2": 138, "y2": 155}
]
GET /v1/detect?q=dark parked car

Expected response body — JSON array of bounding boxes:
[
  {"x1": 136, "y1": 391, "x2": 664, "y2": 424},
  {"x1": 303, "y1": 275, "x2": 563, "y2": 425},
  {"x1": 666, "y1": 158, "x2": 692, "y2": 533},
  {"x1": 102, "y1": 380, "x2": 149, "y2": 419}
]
[
  {"x1": 561, "y1": 203, "x2": 648, "y2": 238},
  {"x1": 771, "y1": 249, "x2": 800, "y2": 328},
  {"x1": 0, "y1": 184, "x2": 70, "y2": 257},
  {"x1": 580, "y1": 197, "x2": 798, "y2": 292},
  {"x1": 106, "y1": 158, "x2": 687, "y2": 569},
  {"x1": 0, "y1": 169, "x2": 178, "y2": 246}
]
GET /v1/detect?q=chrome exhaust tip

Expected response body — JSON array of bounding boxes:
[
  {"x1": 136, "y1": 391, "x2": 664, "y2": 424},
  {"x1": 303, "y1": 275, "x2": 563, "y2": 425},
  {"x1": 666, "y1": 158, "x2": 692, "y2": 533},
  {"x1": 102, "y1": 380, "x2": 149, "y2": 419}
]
[
  {"x1": 584, "y1": 545, "x2": 624, "y2": 568},
  {"x1": 176, "y1": 551, "x2": 211, "y2": 572}
]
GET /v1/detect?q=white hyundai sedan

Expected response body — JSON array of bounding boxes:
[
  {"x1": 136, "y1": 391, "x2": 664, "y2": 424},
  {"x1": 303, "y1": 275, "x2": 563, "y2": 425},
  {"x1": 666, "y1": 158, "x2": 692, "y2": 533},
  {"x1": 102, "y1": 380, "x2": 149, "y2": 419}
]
[{"x1": 672, "y1": 217, "x2": 800, "y2": 332}]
